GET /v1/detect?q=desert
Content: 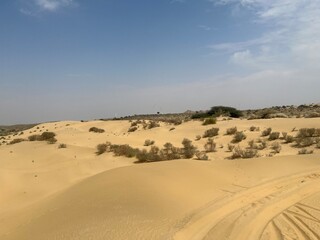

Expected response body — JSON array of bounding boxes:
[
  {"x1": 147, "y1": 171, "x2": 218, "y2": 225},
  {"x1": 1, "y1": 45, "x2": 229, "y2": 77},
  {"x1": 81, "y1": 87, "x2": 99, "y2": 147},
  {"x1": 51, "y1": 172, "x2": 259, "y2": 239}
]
[{"x1": 1, "y1": 106, "x2": 320, "y2": 240}]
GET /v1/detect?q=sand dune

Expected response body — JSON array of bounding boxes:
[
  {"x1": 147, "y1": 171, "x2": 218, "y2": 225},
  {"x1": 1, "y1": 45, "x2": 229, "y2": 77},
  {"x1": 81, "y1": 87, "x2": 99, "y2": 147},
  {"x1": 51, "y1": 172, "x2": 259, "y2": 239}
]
[{"x1": 1, "y1": 118, "x2": 320, "y2": 239}]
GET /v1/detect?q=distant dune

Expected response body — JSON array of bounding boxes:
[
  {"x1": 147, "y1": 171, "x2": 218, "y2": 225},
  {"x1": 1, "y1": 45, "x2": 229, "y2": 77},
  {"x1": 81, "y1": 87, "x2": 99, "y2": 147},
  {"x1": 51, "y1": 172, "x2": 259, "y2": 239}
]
[{"x1": 1, "y1": 117, "x2": 320, "y2": 239}]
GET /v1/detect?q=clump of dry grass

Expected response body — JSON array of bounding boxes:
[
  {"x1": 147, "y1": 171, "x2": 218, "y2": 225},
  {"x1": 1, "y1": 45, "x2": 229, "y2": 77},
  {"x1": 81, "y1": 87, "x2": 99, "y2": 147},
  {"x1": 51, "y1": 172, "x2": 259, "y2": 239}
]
[
  {"x1": 202, "y1": 118, "x2": 216, "y2": 126},
  {"x1": 226, "y1": 127, "x2": 237, "y2": 135},
  {"x1": 9, "y1": 138, "x2": 26, "y2": 145},
  {"x1": 270, "y1": 142, "x2": 282, "y2": 153},
  {"x1": 58, "y1": 143, "x2": 67, "y2": 149},
  {"x1": 231, "y1": 146, "x2": 258, "y2": 159},
  {"x1": 203, "y1": 128, "x2": 219, "y2": 138},
  {"x1": 261, "y1": 128, "x2": 272, "y2": 137},
  {"x1": 144, "y1": 139, "x2": 155, "y2": 146},
  {"x1": 298, "y1": 148, "x2": 314, "y2": 155},
  {"x1": 195, "y1": 151, "x2": 209, "y2": 160},
  {"x1": 232, "y1": 131, "x2": 246, "y2": 143},
  {"x1": 128, "y1": 126, "x2": 138, "y2": 132},
  {"x1": 89, "y1": 127, "x2": 105, "y2": 133},
  {"x1": 268, "y1": 132, "x2": 280, "y2": 141},
  {"x1": 204, "y1": 138, "x2": 216, "y2": 152},
  {"x1": 28, "y1": 132, "x2": 57, "y2": 144}
]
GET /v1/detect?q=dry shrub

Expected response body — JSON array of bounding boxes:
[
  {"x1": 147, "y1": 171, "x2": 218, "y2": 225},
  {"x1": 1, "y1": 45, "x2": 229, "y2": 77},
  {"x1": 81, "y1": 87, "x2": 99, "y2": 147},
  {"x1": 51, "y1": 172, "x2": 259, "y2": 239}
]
[
  {"x1": 282, "y1": 132, "x2": 287, "y2": 139},
  {"x1": 58, "y1": 143, "x2": 67, "y2": 149},
  {"x1": 144, "y1": 139, "x2": 155, "y2": 146},
  {"x1": 89, "y1": 127, "x2": 105, "y2": 133},
  {"x1": 228, "y1": 144, "x2": 235, "y2": 152},
  {"x1": 232, "y1": 131, "x2": 246, "y2": 143},
  {"x1": 271, "y1": 142, "x2": 282, "y2": 153},
  {"x1": 261, "y1": 128, "x2": 272, "y2": 137},
  {"x1": 203, "y1": 128, "x2": 219, "y2": 138},
  {"x1": 226, "y1": 127, "x2": 237, "y2": 135},
  {"x1": 284, "y1": 135, "x2": 294, "y2": 143},
  {"x1": 268, "y1": 132, "x2": 280, "y2": 141},
  {"x1": 249, "y1": 126, "x2": 259, "y2": 131},
  {"x1": 128, "y1": 126, "x2": 138, "y2": 132},
  {"x1": 9, "y1": 138, "x2": 26, "y2": 145},
  {"x1": 195, "y1": 151, "x2": 209, "y2": 160},
  {"x1": 96, "y1": 144, "x2": 108, "y2": 155},
  {"x1": 231, "y1": 146, "x2": 258, "y2": 159},
  {"x1": 298, "y1": 148, "x2": 314, "y2": 155},
  {"x1": 195, "y1": 135, "x2": 201, "y2": 141},
  {"x1": 204, "y1": 138, "x2": 216, "y2": 152},
  {"x1": 202, "y1": 118, "x2": 217, "y2": 126},
  {"x1": 181, "y1": 138, "x2": 197, "y2": 159},
  {"x1": 28, "y1": 132, "x2": 57, "y2": 144},
  {"x1": 147, "y1": 121, "x2": 160, "y2": 129}
]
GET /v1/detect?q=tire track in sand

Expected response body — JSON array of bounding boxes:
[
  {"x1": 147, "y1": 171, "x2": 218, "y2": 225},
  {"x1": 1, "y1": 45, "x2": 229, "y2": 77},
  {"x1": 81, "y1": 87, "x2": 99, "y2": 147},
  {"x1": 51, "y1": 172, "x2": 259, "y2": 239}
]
[{"x1": 173, "y1": 168, "x2": 320, "y2": 240}]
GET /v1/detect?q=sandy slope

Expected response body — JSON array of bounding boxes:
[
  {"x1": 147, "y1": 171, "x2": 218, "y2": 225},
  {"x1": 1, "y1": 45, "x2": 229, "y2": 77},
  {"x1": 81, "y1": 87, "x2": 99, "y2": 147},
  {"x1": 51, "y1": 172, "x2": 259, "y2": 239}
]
[{"x1": 1, "y1": 118, "x2": 320, "y2": 239}]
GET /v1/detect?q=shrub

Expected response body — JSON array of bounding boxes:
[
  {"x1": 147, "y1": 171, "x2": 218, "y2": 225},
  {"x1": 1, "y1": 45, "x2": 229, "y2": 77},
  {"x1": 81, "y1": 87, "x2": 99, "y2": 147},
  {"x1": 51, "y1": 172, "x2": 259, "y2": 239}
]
[
  {"x1": 195, "y1": 151, "x2": 209, "y2": 160},
  {"x1": 226, "y1": 127, "x2": 237, "y2": 135},
  {"x1": 271, "y1": 142, "x2": 281, "y2": 153},
  {"x1": 261, "y1": 128, "x2": 272, "y2": 137},
  {"x1": 204, "y1": 138, "x2": 216, "y2": 152},
  {"x1": 282, "y1": 132, "x2": 287, "y2": 139},
  {"x1": 169, "y1": 127, "x2": 175, "y2": 131},
  {"x1": 112, "y1": 144, "x2": 139, "y2": 158},
  {"x1": 144, "y1": 139, "x2": 155, "y2": 146},
  {"x1": 231, "y1": 146, "x2": 258, "y2": 159},
  {"x1": 96, "y1": 144, "x2": 108, "y2": 155},
  {"x1": 58, "y1": 143, "x2": 67, "y2": 149},
  {"x1": 232, "y1": 131, "x2": 246, "y2": 143},
  {"x1": 295, "y1": 137, "x2": 315, "y2": 147},
  {"x1": 249, "y1": 126, "x2": 259, "y2": 131},
  {"x1": 203, "y1": 128, "x2": 219, "y2": 138},
  {"x1": 227, "y1": 144, "x2": 235, "y2": 152},
  {"x1": 268, "y1": 132, "x2": 280, "y2": 141},
  {"x1": 89, "y1": 127, "x2": 105, "y2": 133},
  {"x1": 195, "y1": 135, "x2": 201, "y2": 141},
  {"x1": 285, "y1": 135, "x2": 295, "y2": 143},
  {"x1": 160, "y1": 142, "x2": 181, "y2": 160},
  {"x1": 202, "y1": 118, "x2": 217, "y2": 126},
  {"x1": 147, "y1": 121, "x2": 160, "y2": 129},
  {"x1": 47, "y1": 137, "x2": 57, "y2": 144},
  {"x1": 128, "y1": 126, "x2": 138, "y2": 132},
  {"x1": 298, "y1": 148, "x2": 314, "y2": 155},
  {"x1": 181, "y1": 138, "x2": 197, "y2": 158},
  {"x1": 9, "y1": 138, "x2": 26, "y2": 145},
  {"x1": 131, "y1": 121, "x2": 138, "y2": 127},
  {"x1": 207, "y1": 106, "x2": 242, "y2": 118}
]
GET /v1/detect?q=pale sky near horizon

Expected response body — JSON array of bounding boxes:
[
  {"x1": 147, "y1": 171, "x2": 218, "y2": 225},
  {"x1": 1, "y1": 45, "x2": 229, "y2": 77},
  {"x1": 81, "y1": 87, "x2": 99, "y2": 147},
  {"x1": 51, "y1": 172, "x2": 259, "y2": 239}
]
[{"x1": 1, "y1": 0, "x2": 320, "y2": 124}]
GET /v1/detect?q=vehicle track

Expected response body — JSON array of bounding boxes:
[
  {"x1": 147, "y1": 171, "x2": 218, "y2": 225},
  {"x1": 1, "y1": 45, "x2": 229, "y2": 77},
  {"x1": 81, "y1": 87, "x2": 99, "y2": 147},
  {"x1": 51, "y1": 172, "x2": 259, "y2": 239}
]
[{"x1": 173, "y1": 168, "x2": 320, "y2": 240}]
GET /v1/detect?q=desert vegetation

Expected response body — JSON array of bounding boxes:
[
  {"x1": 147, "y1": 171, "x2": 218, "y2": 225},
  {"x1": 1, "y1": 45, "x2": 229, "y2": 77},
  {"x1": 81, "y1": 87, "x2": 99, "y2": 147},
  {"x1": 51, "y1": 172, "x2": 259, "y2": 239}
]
[
  {"x1": 89, "y1": 127, "x2": 105, "y2": 133},
  {"x1": 203, "y1": 128, "x2": 219, "y2": 138},
  {"x1": 28, "y1": 132, "x2": 57, "y2": 144}
]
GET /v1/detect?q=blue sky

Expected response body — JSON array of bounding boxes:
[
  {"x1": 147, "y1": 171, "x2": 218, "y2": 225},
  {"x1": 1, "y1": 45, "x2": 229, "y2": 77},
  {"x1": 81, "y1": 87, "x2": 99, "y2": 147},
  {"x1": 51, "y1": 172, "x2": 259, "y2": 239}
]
[{"x1": 1, "y1": 0, "x2": 320, "y2": 124}]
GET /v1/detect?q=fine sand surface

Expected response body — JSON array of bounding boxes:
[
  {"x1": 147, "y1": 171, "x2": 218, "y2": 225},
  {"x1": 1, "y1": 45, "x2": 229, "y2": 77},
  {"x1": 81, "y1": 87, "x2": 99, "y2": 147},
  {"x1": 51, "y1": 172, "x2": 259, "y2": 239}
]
[{"x1": 1, "y1": 118, "x2": 320, "y2": 239}]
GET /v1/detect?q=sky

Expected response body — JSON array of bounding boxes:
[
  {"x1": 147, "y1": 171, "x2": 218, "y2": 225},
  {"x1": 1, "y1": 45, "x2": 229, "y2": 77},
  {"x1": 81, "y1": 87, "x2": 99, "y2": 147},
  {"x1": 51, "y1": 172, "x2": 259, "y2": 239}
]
[{"x1": 1, "y1": 0, "x2": 320, "y2": 124}]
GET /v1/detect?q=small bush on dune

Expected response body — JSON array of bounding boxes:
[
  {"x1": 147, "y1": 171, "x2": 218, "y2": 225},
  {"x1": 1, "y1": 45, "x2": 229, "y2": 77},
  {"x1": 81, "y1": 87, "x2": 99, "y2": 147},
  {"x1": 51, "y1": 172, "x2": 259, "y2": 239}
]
[
  {"x1": 89, "y1": 127, "x2": 105, "y2": 133},
  {"x1": 261, "y1": 128, "x2": 272, "y2": 137},
  {"x1": 181, "y1": 138, "x2": 197, "y2": 158},
  {"x1": 232, "y1": 131, "x2": 246, "y2": 143},
  {"x1": 284, "y1": 135, "x2": 294, "y2": 143},
  {"x1": 228, "y1": 144, "x2": 235, "y2": 152},
  {"x1": 144, "y1": 139, "x2": 155, "y2": 146},
  {"x1": 28, "y1": 132, "x2": 57, "y2": 144},
  {"x1": 268, "y1": 132, "x2": 280, "y2": 141},
  {"x1": 9, "y1": 138, "x2": 26, "y2": 145},
  {"x1": 160, "y1": 142, "x2": 181, "y2": 160},
  {"x1": 96, "y1": 144, "x2": 108, "y2": 155},
  {"x1": 270, "y1": 142, "x2": 282, "y2": 153},
  {"x1": 195, "y1": 151, "x2": 209, "y2": 160},
  {"x1": 195, "y1": 135, "x2": 201, "y2": 141},
  {"x1": 202, "y1": 118, "x2": 216, "y2": 126},
  {"x1": 226, "y1": 127, "x2": 237, "y2": 135},
  {"x1": 298, "y1": 148, "x2": 314, "y2": 155},
  {"x1": 203, "y1": 128, "x2": 219, "y2": 138},
  {"x1": 204, "y1": 138, "x2": 216, "y2": 152},
  {"x1": 58, "y1": 143, "x2": 67, "y2": 149},
  {"x1": 147, "y1": 121, "x2": 160, "y2": 129},
  {"x1": 231, "y1": 146, "x2": 258, "y2": 159},
  {"x1": 128, "y1": 126, "x2": 138, "y2": 132},
  {"x1": 249, "y1": 126, "x2": 260, "y2": 132}
]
